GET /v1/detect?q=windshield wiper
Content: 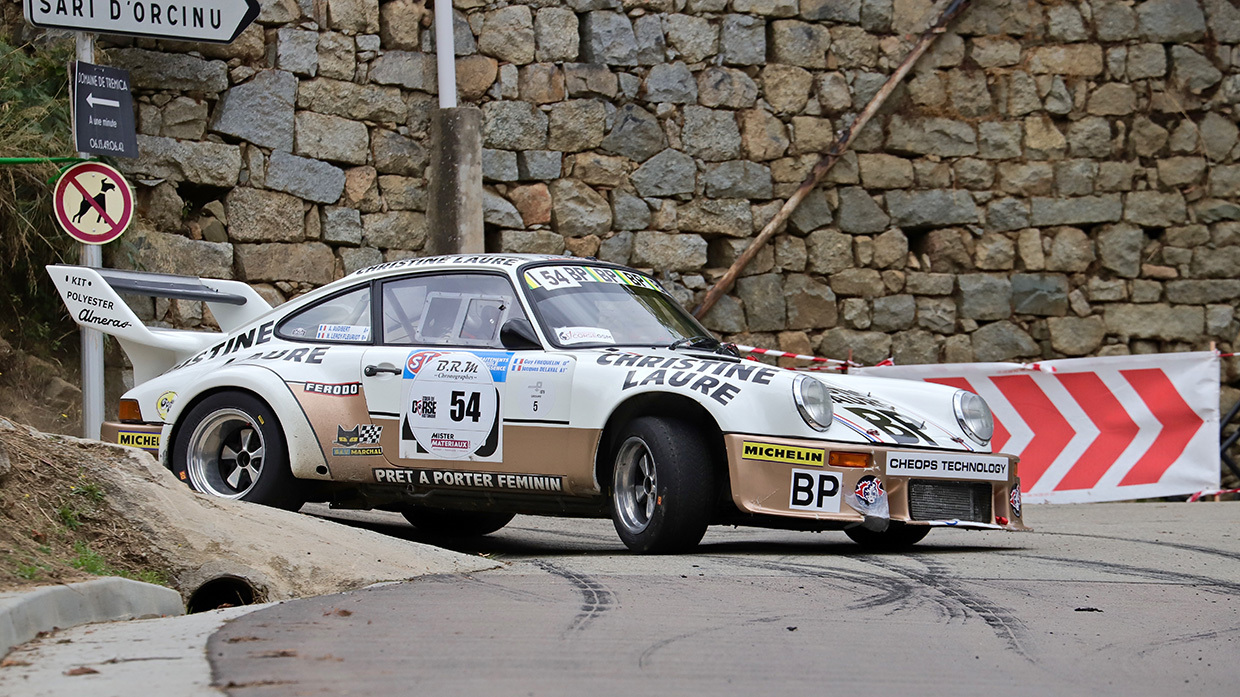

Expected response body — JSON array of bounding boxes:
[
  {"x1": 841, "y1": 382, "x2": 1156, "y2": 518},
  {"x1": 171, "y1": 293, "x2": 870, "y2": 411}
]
[
  {"x1": 666, "y1": 336, "x2": 741, "y2": 361},
  {"x1": 668, "y1": 335, "x2": 718, "y2": 351}
]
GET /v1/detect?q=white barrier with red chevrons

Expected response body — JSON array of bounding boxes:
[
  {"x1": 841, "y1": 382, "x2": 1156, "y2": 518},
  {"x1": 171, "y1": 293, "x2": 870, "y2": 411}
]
[{"x1": 854, "y1": 352, "x2": 1220, "y2": 504}]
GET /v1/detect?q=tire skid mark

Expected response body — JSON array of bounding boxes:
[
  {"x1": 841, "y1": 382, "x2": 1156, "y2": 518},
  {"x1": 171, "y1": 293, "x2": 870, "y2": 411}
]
[
  {"x1": 858, "y1": 555, "x2": 1032, "y2": 661},
  {"x1": 534, "y1": 561, "x2": 615, "y2": 632},
  {"x1": 457, "y1": 572, "x2": 554, "y2": 602},
  {"x1": 1025, "y1": 554, "x2": 1240, "y2": 595},
  {"x1": 703, "y1": 555, "x2": 949, "y2": 619},
  {"x1": 637, "y1": 615, "x2": 786, "y2": 669},
  {"x1": 1134, "y1": 626, "x2": 1240, "y2": 657},
  {"x1": 1038, "y1": 531, "x2": 1240, "y2": 563}
]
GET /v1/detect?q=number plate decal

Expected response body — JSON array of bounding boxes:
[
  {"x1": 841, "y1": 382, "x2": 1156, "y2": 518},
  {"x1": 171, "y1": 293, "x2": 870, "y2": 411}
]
[{"x1": 400, "y1": 351, "x2": 502, "y2": 461}]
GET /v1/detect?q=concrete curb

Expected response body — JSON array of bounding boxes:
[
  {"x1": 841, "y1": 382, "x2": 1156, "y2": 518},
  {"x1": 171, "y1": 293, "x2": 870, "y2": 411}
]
[{"x1": 0, "y1": 577, "x2": 184, "y2": 656}]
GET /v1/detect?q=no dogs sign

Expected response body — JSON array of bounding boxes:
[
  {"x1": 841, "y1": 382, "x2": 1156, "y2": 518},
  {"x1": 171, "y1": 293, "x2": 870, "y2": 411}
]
[{"x1": 53, "y1": 162, "x2": 134, "y2": 245}]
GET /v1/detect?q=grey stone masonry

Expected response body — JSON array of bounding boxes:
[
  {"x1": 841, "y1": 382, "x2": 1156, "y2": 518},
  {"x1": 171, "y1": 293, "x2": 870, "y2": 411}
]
[{"x1": 104, "y1": 0, "x2": 1240, "y2": 422}]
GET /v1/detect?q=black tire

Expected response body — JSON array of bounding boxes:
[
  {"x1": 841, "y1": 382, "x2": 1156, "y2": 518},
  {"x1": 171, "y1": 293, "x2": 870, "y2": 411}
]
[
  {"x1": 609, "y1": 416, "x2": 715, "y2": 554},
  {"x1": 400, "y1": 506, "x2": 515, "y2": 537},
  {"x1": 172, "y1": 391, "x2": 304, "y2": 511},
  {"x1": 844, "y1": 522, "x2": 931, "y2": 550}
]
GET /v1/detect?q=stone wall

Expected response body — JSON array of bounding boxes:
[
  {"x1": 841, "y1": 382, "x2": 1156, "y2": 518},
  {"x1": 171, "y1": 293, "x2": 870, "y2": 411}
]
[{"x1": 8, "y1": 0, "x2": 1240, "y2": 398}]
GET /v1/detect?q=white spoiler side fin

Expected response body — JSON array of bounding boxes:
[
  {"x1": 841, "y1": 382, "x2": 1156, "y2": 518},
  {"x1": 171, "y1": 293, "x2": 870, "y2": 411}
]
[{"x1": 46, "y1": 265, "x2": 274, "y2": 384}]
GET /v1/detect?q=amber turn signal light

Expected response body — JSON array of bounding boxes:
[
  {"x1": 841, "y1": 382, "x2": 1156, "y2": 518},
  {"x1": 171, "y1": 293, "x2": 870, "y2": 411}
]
[
  {"x1": 119, "y1": 399, "x2": 143, "y2": 422},
  {"x1": 828, "y1": 451, "x2": 870, "y2": 468}
]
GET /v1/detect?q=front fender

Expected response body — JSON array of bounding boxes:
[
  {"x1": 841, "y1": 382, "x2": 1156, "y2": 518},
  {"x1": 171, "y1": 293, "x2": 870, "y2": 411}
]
[{"x1": 163, "y1": 365, "x2": 330, "y2": 480}]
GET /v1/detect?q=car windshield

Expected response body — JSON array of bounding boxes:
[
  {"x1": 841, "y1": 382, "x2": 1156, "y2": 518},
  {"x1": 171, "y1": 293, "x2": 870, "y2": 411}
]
[{"x1": 521, "y1": 264, "x2": 713, "y2": 348}]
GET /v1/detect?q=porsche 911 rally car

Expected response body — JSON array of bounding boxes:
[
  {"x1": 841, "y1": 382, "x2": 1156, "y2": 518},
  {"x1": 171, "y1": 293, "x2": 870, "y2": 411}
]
[{"x1": 49, "y1": 255, "x2": 1026, "y2": 553}]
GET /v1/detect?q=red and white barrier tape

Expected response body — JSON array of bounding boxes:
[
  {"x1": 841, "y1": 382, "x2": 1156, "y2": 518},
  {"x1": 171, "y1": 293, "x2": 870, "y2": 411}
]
[
  {"x1": 734, "y1": 346, "x2": 1058, "y2": 374},
  {"x1": 734, "y1": 345, "x2": 855, "y2": 366},
  {"x1": 1187, "y1": 488, "x2": 1240, "y2": 502}
]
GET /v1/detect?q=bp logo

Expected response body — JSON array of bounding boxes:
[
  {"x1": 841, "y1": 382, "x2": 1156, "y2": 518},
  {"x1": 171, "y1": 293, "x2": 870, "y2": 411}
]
[{"x1": 156, "y1": 391, "x2": 177, "y2": 420}]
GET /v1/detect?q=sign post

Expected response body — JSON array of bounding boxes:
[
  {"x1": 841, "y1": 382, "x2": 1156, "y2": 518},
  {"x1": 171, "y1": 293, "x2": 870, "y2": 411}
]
[
  {"x1": 25, "y1": 2, "x2": 258, "y2": 438},
  {"x1": 24, "y1": 0, "x2": 260, "y2": 43},
  {"x1": 75, "y1": 32, "x2": 105, "y2": 440}
]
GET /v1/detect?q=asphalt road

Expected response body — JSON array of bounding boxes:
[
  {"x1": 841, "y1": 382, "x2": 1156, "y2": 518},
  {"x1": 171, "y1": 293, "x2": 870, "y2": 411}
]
[{"x1": 208, "y1": 502, "x2": 1239, "y2": 697}]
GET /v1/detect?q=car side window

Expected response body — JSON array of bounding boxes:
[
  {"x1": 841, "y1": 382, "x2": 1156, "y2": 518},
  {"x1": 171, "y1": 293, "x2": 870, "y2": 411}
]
[
  {"x1": 381, "y1": 273, "x2": 524, "y2": 348},
  {"x1": 275, "y1": 286, "x2": 372, "y2": 343}
]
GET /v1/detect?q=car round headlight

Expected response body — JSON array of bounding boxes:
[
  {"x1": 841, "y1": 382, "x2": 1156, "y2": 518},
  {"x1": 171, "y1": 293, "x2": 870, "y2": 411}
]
[
  {"x1": 954, "y1": 390, "x2": 994, "y2": 444},
  {"x1": 793, "y1": 375, "x2": 833, "y2": 432}
]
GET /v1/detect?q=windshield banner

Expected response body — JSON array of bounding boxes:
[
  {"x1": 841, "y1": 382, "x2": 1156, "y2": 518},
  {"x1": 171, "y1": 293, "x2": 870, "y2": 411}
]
[{"x1": 524, "y1": 266, "x2": 662, "y2": 292}]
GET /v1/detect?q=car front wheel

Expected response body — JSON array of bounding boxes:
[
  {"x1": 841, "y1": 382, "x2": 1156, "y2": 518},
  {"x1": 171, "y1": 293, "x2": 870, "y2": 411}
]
[
  {"x1": 844, "y1": 522, "x2": 930, "y2": 550},
  {"x1": 610, "y1": 416, "x2": 715, "y2": 554},
  {"x1": 172, "y1": 391, "x2": 304, "y2": 511}
]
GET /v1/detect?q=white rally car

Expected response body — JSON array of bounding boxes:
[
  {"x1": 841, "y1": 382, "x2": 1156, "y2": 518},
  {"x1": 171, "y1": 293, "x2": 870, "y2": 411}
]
[{"x1": 49, "y1": 255, "x2": 1025, "y2": 553}]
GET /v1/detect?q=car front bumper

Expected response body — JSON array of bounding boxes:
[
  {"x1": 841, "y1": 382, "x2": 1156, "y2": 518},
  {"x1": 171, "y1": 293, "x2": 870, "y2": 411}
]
[
  {"x1": 102, "y1": 420, "x2": 163, "y2": 456},
  {"x1": 724, "y1": 434, "x2": 1030, "y2": 531}
]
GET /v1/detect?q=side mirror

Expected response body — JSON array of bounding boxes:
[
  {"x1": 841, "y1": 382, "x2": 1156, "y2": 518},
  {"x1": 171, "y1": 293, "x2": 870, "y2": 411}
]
[{"x1": 500, "y1": 318, "x2": 542, "y2": 350}]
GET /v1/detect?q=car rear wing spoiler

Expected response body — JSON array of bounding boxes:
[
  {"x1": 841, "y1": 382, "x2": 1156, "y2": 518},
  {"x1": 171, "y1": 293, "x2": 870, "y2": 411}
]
[{"x1": 46, "y1": 265, "x2": 274, "y2": 385}]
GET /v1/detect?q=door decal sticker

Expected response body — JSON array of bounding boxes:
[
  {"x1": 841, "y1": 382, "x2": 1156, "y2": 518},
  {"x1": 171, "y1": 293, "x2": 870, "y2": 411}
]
[{"x1": 400, "y1": 350, "x2": 504, "y2": 461}]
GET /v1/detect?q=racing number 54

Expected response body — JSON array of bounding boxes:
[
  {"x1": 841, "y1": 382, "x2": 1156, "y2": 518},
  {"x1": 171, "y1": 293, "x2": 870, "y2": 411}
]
[{"x1": 451, "y1": 391, "x2": 481, "y2": 422}]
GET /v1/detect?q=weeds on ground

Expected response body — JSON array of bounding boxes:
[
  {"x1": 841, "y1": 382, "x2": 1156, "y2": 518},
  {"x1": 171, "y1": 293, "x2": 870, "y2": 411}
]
[{"x1": 0, "y1": 425, "x2": 174, "y2": 592}]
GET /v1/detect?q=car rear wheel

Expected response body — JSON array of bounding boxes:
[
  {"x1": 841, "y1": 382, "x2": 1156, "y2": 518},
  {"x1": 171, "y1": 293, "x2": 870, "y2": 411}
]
[
  {"x1": 173, "y1": 391, "x2": 304, "y2": 511},
  {"x1": 844, "y1": 522, "x2": 930, "y2": 550},
  {"x1": 400, "y1": 506, "x2": 515, "y2": 537},
  {"x1": 610, "y1": 416, "x2": 715, "y2": 554}
]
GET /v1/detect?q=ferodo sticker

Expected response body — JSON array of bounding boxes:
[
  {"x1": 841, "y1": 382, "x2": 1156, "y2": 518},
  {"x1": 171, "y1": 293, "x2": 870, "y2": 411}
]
[
  {"x1": 305, "y1": 381, "x2": 361, "y2": 396},
  {"x1": 117, "y1": 430, "x2": 160, "y2": 452},
  {"x1": 742, "y1": 441, "x2": 825, "y2": 466},
  {"x1": 400, "y1": 351, "x2": 502, "y2": 461},
  {"x1": 789, "y1": 469, "x2": 841, "y2": 512}
]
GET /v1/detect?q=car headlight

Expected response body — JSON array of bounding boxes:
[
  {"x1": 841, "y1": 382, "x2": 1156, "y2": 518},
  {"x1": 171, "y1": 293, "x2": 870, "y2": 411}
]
[
  {"x1": 954, "y1": 390, "x2": 994, "y2": 444},
  {"x1": 793, "y1": 375, "x2": 833, "y2": 432}
]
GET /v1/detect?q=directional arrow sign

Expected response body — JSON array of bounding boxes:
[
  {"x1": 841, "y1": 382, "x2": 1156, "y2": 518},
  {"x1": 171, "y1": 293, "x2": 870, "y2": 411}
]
[
  {"x1": 24, "y1": 0, "x2": 259, "y2": 44},
  {"x1": 72, "y1": 61, "x2": 137, "y2": 159},
  {"x1": 857, "y1": 352, "x2": 1220, "y2": 505},
  {"x1": 86, "y1": 93, "x2": 120, "y2": 108}
]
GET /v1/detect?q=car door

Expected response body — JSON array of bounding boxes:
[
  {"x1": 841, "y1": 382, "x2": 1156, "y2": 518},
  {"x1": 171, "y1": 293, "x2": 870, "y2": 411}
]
[{"x1": 359, "y1": 271, "x2": 521, "y2": 470}]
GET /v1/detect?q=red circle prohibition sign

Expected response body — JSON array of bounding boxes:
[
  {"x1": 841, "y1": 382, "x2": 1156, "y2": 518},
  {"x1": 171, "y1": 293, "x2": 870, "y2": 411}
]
[{"x1": 53, "y1": 162, "x2": 134, "y2": 245}]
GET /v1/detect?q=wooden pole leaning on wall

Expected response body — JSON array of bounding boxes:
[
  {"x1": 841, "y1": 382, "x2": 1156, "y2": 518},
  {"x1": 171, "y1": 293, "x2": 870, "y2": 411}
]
[{"x1": 693, "y1": 0, "x2": 973, "y2": 320}]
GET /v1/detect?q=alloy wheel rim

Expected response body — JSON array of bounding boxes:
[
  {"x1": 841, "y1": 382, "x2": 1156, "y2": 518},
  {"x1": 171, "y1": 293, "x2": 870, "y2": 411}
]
[
  {"x1": 614, "y1": 436, "x2": 658, "y2": 534},
  {"x1": 187, "y1": 408, "x2": 265, "y2": 499}
]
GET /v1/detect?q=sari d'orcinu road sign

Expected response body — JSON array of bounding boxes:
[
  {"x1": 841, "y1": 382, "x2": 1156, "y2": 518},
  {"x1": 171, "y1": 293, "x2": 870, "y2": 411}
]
[{"x1": 25, "y1": 0, "x2": 259, "y2": 44}]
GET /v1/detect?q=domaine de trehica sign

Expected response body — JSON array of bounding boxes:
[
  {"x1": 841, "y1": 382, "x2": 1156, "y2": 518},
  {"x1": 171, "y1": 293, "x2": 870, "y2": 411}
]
[{"x1": 24, "y1": 0, "x2": 259, "y2": 43}]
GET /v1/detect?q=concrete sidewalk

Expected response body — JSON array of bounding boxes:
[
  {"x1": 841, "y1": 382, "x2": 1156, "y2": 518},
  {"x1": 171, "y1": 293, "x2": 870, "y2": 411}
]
[
  {"x1": 0, "y1": 603, "x2": 263, "y2": 697},
  {"x1": 1, "y1": 578, "x2": 185, "y2": 657}
]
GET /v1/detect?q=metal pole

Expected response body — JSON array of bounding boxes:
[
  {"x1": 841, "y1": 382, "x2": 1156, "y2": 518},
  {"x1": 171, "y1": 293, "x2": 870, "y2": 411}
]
[
  {"x1": 76, "y1": 31, "x2": 104, "y2": 440},
  {"x1": 434, "y1": 0, "x2": 457, "y2": 108}
]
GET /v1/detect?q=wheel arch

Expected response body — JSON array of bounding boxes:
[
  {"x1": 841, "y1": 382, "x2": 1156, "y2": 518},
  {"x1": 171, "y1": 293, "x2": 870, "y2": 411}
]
[
  {"x1": 165, "y1": 366, "x2": 330, "y2": 480},
  {"x1": 594, "y1": 392, "x2": 728, "y2": 496}
]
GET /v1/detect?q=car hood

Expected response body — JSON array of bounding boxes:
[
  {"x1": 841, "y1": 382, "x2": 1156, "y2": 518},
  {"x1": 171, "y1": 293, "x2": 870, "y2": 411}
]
[{"x1": 580, "y1": 348, "x2": 989, "y2": 453}]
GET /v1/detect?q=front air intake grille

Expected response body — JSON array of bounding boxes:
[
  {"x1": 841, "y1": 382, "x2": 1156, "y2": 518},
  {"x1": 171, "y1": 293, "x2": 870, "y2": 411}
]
[{"x1": 908, "y1": 480, "x2": 992, "y2": 523}]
